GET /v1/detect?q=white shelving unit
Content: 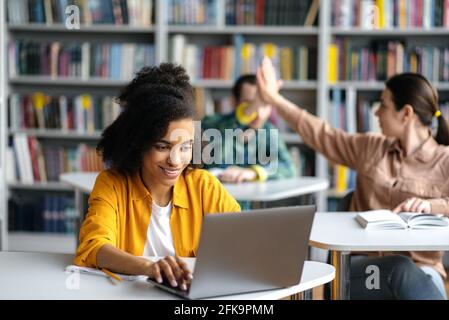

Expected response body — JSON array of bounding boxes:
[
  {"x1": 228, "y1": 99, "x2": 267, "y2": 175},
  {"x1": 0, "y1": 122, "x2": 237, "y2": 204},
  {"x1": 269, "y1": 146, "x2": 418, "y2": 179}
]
[{"x1": 0, "y1": 0, "x2": 7, "y2": 250}]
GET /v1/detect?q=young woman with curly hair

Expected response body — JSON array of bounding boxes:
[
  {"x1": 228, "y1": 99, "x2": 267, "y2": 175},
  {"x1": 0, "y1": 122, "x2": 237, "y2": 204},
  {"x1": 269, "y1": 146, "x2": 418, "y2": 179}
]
[{"x1": 74, "y1": 64, "x2": 240, "y2": 291}]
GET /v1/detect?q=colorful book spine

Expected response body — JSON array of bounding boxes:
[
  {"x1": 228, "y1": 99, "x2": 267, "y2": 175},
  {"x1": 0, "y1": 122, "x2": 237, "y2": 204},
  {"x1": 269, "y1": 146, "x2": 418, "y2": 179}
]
[
  {"x1": 12, "y1": 136, "x2": 104, "y2": 183},
  {"x1": 331, "y1": 38, "x2": 449, "y2": 82},
  {"x1": 225, "y1": 0, "x2": 318, "y2": 26},
  {"x1": 332, "y1": 0, "x2": 449, "y2": 28},
  {"x1": 8, "y1": 194, "x2": 77, "y2": 234},
  {"x1": 9, "y1": 93, "x2": 121, "y2": 132},
  {"x1": 10, "y1": 40, "x2": 155, "y2": 80},
  {"x1": 171, "y1": 34, "x2": 316, "y2": 81},
  {"x1": 7, "y1": 0, "x2": 153, "y2": 26}
]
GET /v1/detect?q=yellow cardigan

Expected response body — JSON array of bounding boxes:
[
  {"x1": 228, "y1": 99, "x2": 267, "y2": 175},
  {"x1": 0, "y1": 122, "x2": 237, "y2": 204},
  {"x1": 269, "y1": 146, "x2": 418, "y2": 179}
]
[{"x1": 74, "y1": 168, "x2": 241, "y2": 267}]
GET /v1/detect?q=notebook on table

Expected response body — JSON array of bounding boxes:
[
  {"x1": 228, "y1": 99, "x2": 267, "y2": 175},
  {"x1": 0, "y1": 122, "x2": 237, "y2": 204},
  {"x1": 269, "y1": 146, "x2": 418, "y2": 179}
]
[{"x1": 356, "y1": 210, "x2": 449, "y2": 230}]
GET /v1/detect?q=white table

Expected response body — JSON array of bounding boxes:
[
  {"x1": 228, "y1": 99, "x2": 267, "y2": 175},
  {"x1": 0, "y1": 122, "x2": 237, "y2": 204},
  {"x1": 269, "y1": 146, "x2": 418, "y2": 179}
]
[
  {"x1": 0, "y1": 252, "x2": 335, "y2": 300},
  {"x1": 309, "y1": 212, "x2": 449, "y2": 300},
  {"x1": 60, "y1": 172, "x2": 328, "y2": 201},
  {"x1": 60, "y1": 172, "x2": 328, "y2": 235}
]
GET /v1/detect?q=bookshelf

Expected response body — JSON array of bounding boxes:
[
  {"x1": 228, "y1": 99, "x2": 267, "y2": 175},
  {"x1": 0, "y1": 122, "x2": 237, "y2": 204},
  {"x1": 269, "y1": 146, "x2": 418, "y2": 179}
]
[
  {"x1": 2, "y1": 0, "x2": 161, "y2": 252},
  {"x1": 1, "y1": 0, "x2": 449, "y2": 251},
  {"x1": 0, "y1": 0, "x2": 6, "y2": 250}
]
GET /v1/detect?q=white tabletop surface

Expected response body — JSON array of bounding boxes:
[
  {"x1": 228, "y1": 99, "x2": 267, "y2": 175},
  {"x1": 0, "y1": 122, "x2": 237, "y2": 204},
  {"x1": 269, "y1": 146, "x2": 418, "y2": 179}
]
[
  {"x1": 60, "y1": 172, "x2": 329, "y2": 201},
  {"x1": 0, "y1": 252, "x2": 334, "y2": 300},
  {"x1": 310, "y1": 212, "x2": 449, "y2": 251}
]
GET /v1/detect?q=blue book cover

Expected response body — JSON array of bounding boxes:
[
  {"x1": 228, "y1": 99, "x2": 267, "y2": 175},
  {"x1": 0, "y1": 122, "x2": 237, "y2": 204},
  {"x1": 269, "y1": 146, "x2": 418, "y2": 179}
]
[
  {"x1": 88, "y1": 0, "x2": 103, "y2": 23},
  {"x1": 233, "y1": 34, "x2": 244, "y2": 79},
  {"x1": 348, "y1": 169, "x2": 357, "y2": 190},
  {"x1": 109, "y1": 44, "x2": 119, "y2": 79},
  {"x1": 331, "y1": 88, "x2": 342, "y2": 129},
  {"x1": 29, "y1": 0, "x2": 45, "y2": 23},
  {"x1": 206, "y1": 0, "x2": 217, "y2": 25},
  {"x1": 102, "y1": 0, "x2": 115, "y2": 24},
  {"x1": 51, "y1": 195, "x2": 59, "y2": 233},
  {"x1": 58, "y1": 0, "x2": 69, "y2": 24},
  {"x1": 430, "y1": 0, "x2": 435, "y2": 27},
  {"x1": 120, "y1": 0, "x2": 129, "y2": 24},
  {"x1": 43, "y1": 195, "x2": 52, "y2": 232},
  {"x1": 428, "y1": 47, "x2": 434, "y2": 81},
  {"x1": 58, "y1": 196, "x2": 66, "y2": 233}
]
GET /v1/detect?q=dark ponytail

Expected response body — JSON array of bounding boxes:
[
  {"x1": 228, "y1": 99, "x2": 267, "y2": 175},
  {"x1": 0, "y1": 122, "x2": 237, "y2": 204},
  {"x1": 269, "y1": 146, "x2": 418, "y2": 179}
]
[
  {"x1": 386, "y1": 73, "x2": 449, "y2": 146},
  {"x1": 436, "y1": 113, "x2": 449, "y2": 145}
]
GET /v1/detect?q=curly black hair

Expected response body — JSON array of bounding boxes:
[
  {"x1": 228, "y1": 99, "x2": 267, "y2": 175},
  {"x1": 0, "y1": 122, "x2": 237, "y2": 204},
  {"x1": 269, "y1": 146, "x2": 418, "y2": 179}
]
[{"x1": 97, "y1": 63, "x2": 195, "y2": 175}]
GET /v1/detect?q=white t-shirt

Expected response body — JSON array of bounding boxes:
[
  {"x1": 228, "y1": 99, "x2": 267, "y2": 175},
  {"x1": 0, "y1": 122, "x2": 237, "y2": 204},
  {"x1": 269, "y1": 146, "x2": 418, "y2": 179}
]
[{"x1": 143, "y1": 201, "x2": 175, "y2": 257}]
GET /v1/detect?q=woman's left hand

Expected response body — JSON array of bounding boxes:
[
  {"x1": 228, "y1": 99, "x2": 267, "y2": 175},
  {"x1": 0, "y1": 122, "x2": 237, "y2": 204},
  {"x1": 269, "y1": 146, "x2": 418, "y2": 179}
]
[{"x1": 393, "y1": 197, "x2": 431, "y2": 214}]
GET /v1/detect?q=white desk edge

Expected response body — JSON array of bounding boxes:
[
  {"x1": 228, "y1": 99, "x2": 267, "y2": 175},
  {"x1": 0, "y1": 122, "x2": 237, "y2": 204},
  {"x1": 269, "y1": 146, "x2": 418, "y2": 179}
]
[
  {"x1": 60, "y1": 172, "x2": 329, "y2": 202},
  {"x1": 0, "y1": 252, "x2": 335, "y2": 300}
]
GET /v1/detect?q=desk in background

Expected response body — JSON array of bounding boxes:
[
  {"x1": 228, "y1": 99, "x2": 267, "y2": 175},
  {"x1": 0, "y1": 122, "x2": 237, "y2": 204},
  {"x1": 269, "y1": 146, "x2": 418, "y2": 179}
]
[
  {"x1": 0, "y1": 251, "x2": 334, "y2": 300},
  {"x1": 60, "y1": 172, "x2": 328, "y2": 232},
  {"x1": 309, "y1": 212, "x2": 449, "y2": 300}
]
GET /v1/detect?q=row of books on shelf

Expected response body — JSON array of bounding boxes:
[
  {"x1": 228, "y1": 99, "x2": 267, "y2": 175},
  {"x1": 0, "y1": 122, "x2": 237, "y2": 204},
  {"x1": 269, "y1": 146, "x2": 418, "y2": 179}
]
[
  {"x1": 8, "y1": 40, "x2": 155, "y2": 80},
  {"x1": 9, "y1": 93, "x2": 121, "y2": 133},
  {"x1": 8, "y1": 194, "x2": 77, "y2": 234},
  {"x1": 168, "y1": 0, "x2": 217, "y2": 25},
  {"x1": 224, "y1": 0, "x2": 319, "y2": 26},
  {"x1": 171, "y1": 34, "x2": 316, "y2": 81},
  {"x1": 9, "y1": 134, "x2": 104, "y2": 184},
  {"x1": 331, "y1": 91, "x2": 449, "y2": 134},
  {"x1": 332, "y1": 0, "x2": 449, "y2": 29},
  {"x1": 328, "y1": 39, "x2": 449, "y2": 82},
  {"x1": 7, "y1": 0, "x2": 154, "y2": 26}
]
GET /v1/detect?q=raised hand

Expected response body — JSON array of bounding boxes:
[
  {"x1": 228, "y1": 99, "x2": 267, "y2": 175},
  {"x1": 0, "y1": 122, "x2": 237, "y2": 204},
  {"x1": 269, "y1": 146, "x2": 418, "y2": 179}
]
[{"x1": 256, "y1": 56, "x2": 283, "y2": 105}]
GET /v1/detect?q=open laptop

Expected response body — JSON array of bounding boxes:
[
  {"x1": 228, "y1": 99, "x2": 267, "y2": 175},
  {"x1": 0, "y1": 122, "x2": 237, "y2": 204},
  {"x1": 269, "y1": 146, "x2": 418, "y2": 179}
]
[{"x1": 147, "y1": 205, "x2": 316, "y2": 299}]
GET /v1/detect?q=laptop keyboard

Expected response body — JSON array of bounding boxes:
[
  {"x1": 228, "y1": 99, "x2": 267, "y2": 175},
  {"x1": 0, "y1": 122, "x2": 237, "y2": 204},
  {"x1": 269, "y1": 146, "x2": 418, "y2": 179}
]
[{"x1": 148, "y1": 277, "x2": 192, "y2": 293}]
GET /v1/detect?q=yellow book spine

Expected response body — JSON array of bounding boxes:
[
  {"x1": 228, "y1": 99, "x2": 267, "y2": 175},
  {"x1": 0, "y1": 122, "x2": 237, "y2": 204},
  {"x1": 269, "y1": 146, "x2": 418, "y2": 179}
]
[
  {"x1": 376, "y1": 0, "x2": 385, "y2": 29},
  {"x1": 335, "y1": 165, "x2": 349, "y2": 193},
  {"x1": 328, "y1": 44, "x2": 338, "y2": 83},
  {"x1": 399, "y1": 0, "x2": 406, "y2": 28},
  {"x1": 280, "y1": 47, "x2": 293, "y2": 81},
  {"x1": 410, "y1": 53, "x2": 418, "y2": 73}
]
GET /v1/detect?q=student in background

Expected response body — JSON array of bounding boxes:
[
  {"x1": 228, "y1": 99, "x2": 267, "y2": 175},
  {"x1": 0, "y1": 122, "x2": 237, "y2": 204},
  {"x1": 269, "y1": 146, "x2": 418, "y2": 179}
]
[
  {"x1": 74, "y1": 64, "x2": 240, "y2": 291},
  {"x1": 201, "y1": 75, "x2": 297, "y2": 210},
  {"x1": 256, "y1": 57, "x2": 449, "y2": 300}
]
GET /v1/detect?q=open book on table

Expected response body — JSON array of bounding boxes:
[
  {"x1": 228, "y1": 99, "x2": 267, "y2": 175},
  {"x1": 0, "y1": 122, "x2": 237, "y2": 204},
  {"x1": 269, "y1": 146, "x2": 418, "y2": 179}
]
[{"x1": 356, "y1": 210, "x2": 449, "y2": 230}]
